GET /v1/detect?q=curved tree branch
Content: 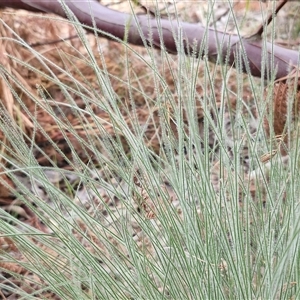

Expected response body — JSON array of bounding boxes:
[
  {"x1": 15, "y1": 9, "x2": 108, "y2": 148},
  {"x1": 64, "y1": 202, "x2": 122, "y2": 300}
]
[{"x1": 1, "y1": 0, "x2": 299, "y2": 80}]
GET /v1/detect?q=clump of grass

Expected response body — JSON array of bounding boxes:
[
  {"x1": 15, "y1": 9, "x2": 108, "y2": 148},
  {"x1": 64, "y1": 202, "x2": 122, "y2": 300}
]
[{"x1": 0, "y1": 2, "x2": 299, "y2": 300}]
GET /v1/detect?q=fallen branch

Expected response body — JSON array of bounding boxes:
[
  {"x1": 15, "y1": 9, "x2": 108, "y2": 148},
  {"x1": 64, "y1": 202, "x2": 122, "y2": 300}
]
[{"x1": 1, "y1": 0, "x2": 299, "y2": 80}]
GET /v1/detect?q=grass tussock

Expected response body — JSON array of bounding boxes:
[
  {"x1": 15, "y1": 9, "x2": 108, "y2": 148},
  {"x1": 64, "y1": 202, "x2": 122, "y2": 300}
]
[{"x1": 0, "y1": 3, "x2": 299, "y2": 300}]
